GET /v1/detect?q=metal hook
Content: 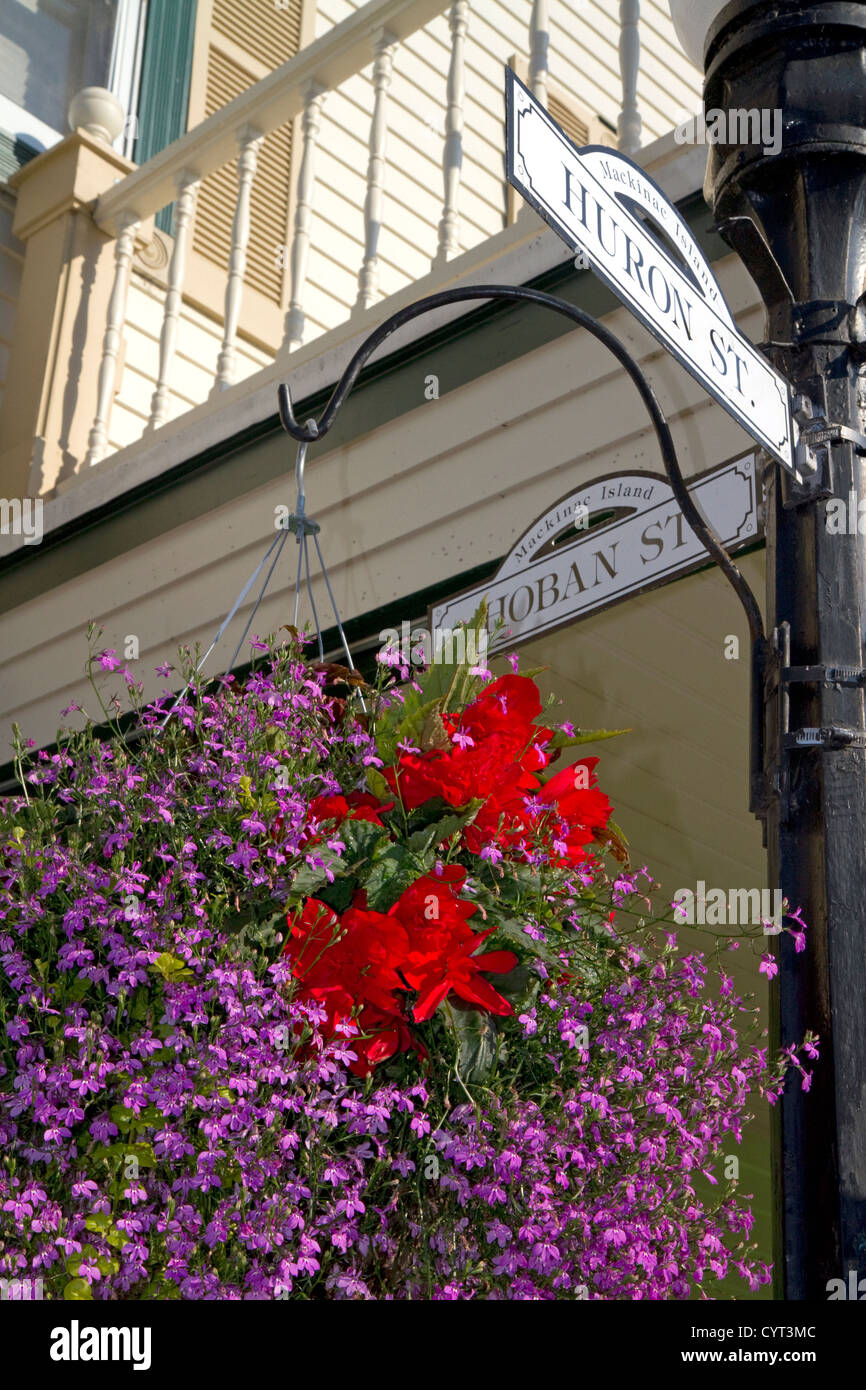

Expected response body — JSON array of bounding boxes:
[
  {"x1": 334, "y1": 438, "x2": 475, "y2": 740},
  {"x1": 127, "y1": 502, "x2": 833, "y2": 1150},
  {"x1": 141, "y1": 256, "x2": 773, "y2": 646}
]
[
  {"x1": 294, "y1": 418, "x2": 318, "y2": 516},
  {"x1": 279, "y1": 383, "x2": 320, "y2": 442},
  {"x1": 295, "y1": 439, "x2": 308, "y2": 515}
]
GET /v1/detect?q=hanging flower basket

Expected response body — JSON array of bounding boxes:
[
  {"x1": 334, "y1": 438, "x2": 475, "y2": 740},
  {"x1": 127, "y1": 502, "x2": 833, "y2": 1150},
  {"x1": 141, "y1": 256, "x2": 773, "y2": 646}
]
[{"x1": 0, "y1": 609, "x2": 815, "y2": 1300}]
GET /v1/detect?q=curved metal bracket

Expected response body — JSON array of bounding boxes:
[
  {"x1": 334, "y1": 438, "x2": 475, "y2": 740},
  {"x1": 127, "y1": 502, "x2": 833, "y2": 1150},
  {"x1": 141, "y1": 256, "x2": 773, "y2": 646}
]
[
  {"x1": 277, "y1": 282, "x2": 768, "y2": 818},
  {"x1": 278, "y1": 284, "x2": 764, "y2": 641}
]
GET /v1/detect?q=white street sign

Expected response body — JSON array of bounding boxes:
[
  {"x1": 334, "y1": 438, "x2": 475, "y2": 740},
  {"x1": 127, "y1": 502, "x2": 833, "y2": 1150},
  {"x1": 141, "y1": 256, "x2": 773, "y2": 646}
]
[
  {"x1": 430, "y1": 453, "x2": 760, "y2": 651},
  {"x1": 506, "y1": 68, "x2": 796, "y2": 475}
]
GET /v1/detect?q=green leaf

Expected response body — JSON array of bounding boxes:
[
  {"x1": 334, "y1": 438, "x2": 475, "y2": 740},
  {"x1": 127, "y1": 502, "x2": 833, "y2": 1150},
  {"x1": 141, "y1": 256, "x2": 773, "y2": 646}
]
[
  {"x1": 130, "y1": 985, "x2": 150, "y2": 1022},
  {"x1": 608, "y1": 818, "x2": 629, "y2": 848},
  {"x1": 366, "y1": 772, "x2": 391, "y2": 806},
  {"x1": 289, "y1": 847, "x2": 348, "y2": 900},
  {"x1": 93, "y1": 1140, "x2": 156, "y2": 1171},
  {"x1": 405, "y1": 806, "x2": 480, "y2": 856},
  {"x1": 233, "y1": 908, "x2": 290, "y2": 951},
  {"x1": 489, "y1": 963, "x2": 541, "y2": 1013},
  {"x1": 340, "y1": 818, "x2": 388, "y2": 863},
  {"x1": 546, "y1": 727, "x2": 630, "y2": 751},
  {"x1": 366, "y1": 845, "x2": 427, "y2": 913},
  {"x1": 225, "y1": 906, "x2": 255, "y2": 935},
  {"x1": 485, "y1": 915, "x2": 560, "y2": 966},
  {"x1": 264, "y1": 723, "x2": 290, "y2": 753},
  {"x1": 594, "y1": 818, "x2": 630, "y2": 864},
  {"x1": 445, "y1": 1001, "x2": 499, "y2": 1085},
  {"x1": 85, "y1": 1211, "x2": 114, "y2": 1235},
  {"x1": 373, "y1": 600, "x2": 490, "y2": 763},
  {"x1": 150, "y1": 951, "x2": 194, "y2": 982},
  {"x1": 90, "y1": 1144, "x2": 122, "y2": 1169},
  {"x1": 316, "y1": 875, "x2": 357, "y2": 914},
  {"x1": 416, "y1": 598, "x2": 490, "y2": 714},
  {"x1": 400, "y1": 695, "x2": 447, "y2": 748},
  {"x1": 376, "y1": 694, "x2": 441, "y2": 767},
  {"x1": 109, "y1": 1104, "x2": 137, "y2": 1132},
  {"x1": 365, "y1": 766, "x2": 392, "y2": 801},
  {"x1": 63, "y1": 1278, "x2": 93, "y2": 1301},
  {"x1": 479, "y1": 860, "x2": 542, "y2": 906},
  {"x1": 124, "y1": 1141, "x2": 156, "y2": 1169},
  {"x1": 405, "y1": 796, "x2": 451, "y2": 829}
]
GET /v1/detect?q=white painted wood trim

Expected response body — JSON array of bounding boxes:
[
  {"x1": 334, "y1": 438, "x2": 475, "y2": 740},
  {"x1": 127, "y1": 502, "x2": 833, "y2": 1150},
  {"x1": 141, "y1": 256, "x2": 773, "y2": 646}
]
[
  {"x1": 285, "y1": 83, "x2": 328, "y2": 351},
  {"x1": 618, "y1": 0, "x2": 643, "y2": 156},
  {"x1": 213, "y1": 126, "x2": 265, "y2": 392},
  {"x1": 84, "y1": 214, "x2": 139, "y2": 468},
  {"x1": 149, "y1": 172, "x2": 199, "y2": 427},
  {"x1": 94, "y1": 0, "x2": 447, "y2": 235},
  {"x1": 355, "y1": 28, "x2": 397, "y2": 313},
  {"x1": 6, "y1": 138, "x2": 707, "y2": 556},
  {"x1": 529, "y1": 0, "x2": 549, "y2": 108},
  {"x1": 436, "y1": 0, "x2": 468, "y2": 264}
]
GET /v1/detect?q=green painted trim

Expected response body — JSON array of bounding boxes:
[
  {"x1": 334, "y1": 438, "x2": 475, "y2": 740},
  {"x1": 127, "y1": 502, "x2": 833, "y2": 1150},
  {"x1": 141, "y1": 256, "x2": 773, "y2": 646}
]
[{"x1": 134, "y1": 0, "x2": 197, "y2": 235}]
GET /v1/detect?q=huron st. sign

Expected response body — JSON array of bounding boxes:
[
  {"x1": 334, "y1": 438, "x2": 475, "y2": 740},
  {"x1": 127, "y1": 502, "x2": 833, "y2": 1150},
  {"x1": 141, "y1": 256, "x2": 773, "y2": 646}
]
[
  {"x1": 430, "y1": 453, "x2": 760, "y2": 651},
  {"x1": 505, "y1": 69, "x2": 796, "y2": 475}
]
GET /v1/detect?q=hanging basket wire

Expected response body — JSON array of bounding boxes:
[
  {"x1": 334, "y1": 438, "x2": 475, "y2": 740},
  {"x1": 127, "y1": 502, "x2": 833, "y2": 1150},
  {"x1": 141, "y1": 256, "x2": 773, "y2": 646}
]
[{"x1": 160, "y1": 418, "x2": 359, "y2": 727}]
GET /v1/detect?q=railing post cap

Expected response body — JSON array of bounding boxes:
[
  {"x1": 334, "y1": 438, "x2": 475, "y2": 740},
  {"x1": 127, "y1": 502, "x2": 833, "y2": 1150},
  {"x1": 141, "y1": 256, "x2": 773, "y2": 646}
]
[{"x1": 68, "y1": 88, "x2": 126, "y2": 146}]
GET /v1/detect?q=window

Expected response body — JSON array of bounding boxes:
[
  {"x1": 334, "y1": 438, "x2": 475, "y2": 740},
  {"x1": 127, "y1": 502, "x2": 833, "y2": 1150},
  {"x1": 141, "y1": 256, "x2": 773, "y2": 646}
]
[
  {"x1": 0, "y1": 0, "x2": 146, "y2": 161},
  {"x1": 133, "y1": 0, "x2": 196, "y2": 230}
]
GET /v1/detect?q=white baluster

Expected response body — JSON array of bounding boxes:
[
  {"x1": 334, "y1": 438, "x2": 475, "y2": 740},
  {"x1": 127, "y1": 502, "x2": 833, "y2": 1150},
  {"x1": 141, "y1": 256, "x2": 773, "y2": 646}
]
[
  {"x1": 529, "y1": 0, "x2": 549, "y2": 107},
  {"x1": 284, "y1": 83, "x2": 326, "y2": 352},
  {"x1": 149, "y1": 171, "x2": 199, "y2": 427},
  {"x1": 355, "y1": 27, "x2": 396, "y2": 313},
  {"x1": 85, "y1": 212, "x2": 138, "y2": 467},
  {"x1": 214, "y1": 124, "x2": 264, "y2": 392},
  {"x1": 617, "y1": 0, "x2": 642, "y2": 155},
  {"x1": 436, "y1": 0, "x2": 468, "y2": 264}
]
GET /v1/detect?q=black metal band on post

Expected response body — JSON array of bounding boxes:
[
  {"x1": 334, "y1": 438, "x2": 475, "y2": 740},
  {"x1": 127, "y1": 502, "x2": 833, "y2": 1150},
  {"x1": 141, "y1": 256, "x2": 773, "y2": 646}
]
[{"x1": 278, "y1": 283, "x2": 767, "y2": 810}]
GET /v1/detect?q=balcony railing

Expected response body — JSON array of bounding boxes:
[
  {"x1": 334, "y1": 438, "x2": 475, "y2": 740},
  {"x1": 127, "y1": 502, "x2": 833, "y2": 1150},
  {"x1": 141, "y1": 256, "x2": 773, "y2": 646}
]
[{"x1": 81, "y1": 0, "x2": 658, "y2": 469}]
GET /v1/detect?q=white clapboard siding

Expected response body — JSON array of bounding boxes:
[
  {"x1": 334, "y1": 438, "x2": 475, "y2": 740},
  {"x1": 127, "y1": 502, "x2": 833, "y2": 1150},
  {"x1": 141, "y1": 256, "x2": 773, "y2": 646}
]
[
  {"x1": 68, "y1": 0, "x2": 702, "y2": 455},
  {"x1": 110, "y1": 272, "x2": 271, "y2": 435},
  {"x1": 0, "y1": 1, "x2": 703, "y2": 465},
  {"x1": 299, "y1": 0, "x2": 701, "y2": 331},
  {"x1": 315, "y1": 117, "x2": 444, "y2": 274}
]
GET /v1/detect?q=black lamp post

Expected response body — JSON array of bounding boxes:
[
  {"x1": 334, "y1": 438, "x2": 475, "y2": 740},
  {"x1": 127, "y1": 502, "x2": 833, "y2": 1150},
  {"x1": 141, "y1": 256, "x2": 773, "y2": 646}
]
[{"x1": 673, "y1": 0, "x2": 866, "y2": 1301}]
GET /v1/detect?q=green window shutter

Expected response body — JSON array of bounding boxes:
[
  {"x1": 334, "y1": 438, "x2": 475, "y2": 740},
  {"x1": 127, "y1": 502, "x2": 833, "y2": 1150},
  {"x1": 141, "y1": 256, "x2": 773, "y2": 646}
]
[
  {"x1": 135, "y1": 0, "x2": 198, "y2": 234},
  {"x1": 0, "y1": 131, "x2": 39, "y2": 185}
]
